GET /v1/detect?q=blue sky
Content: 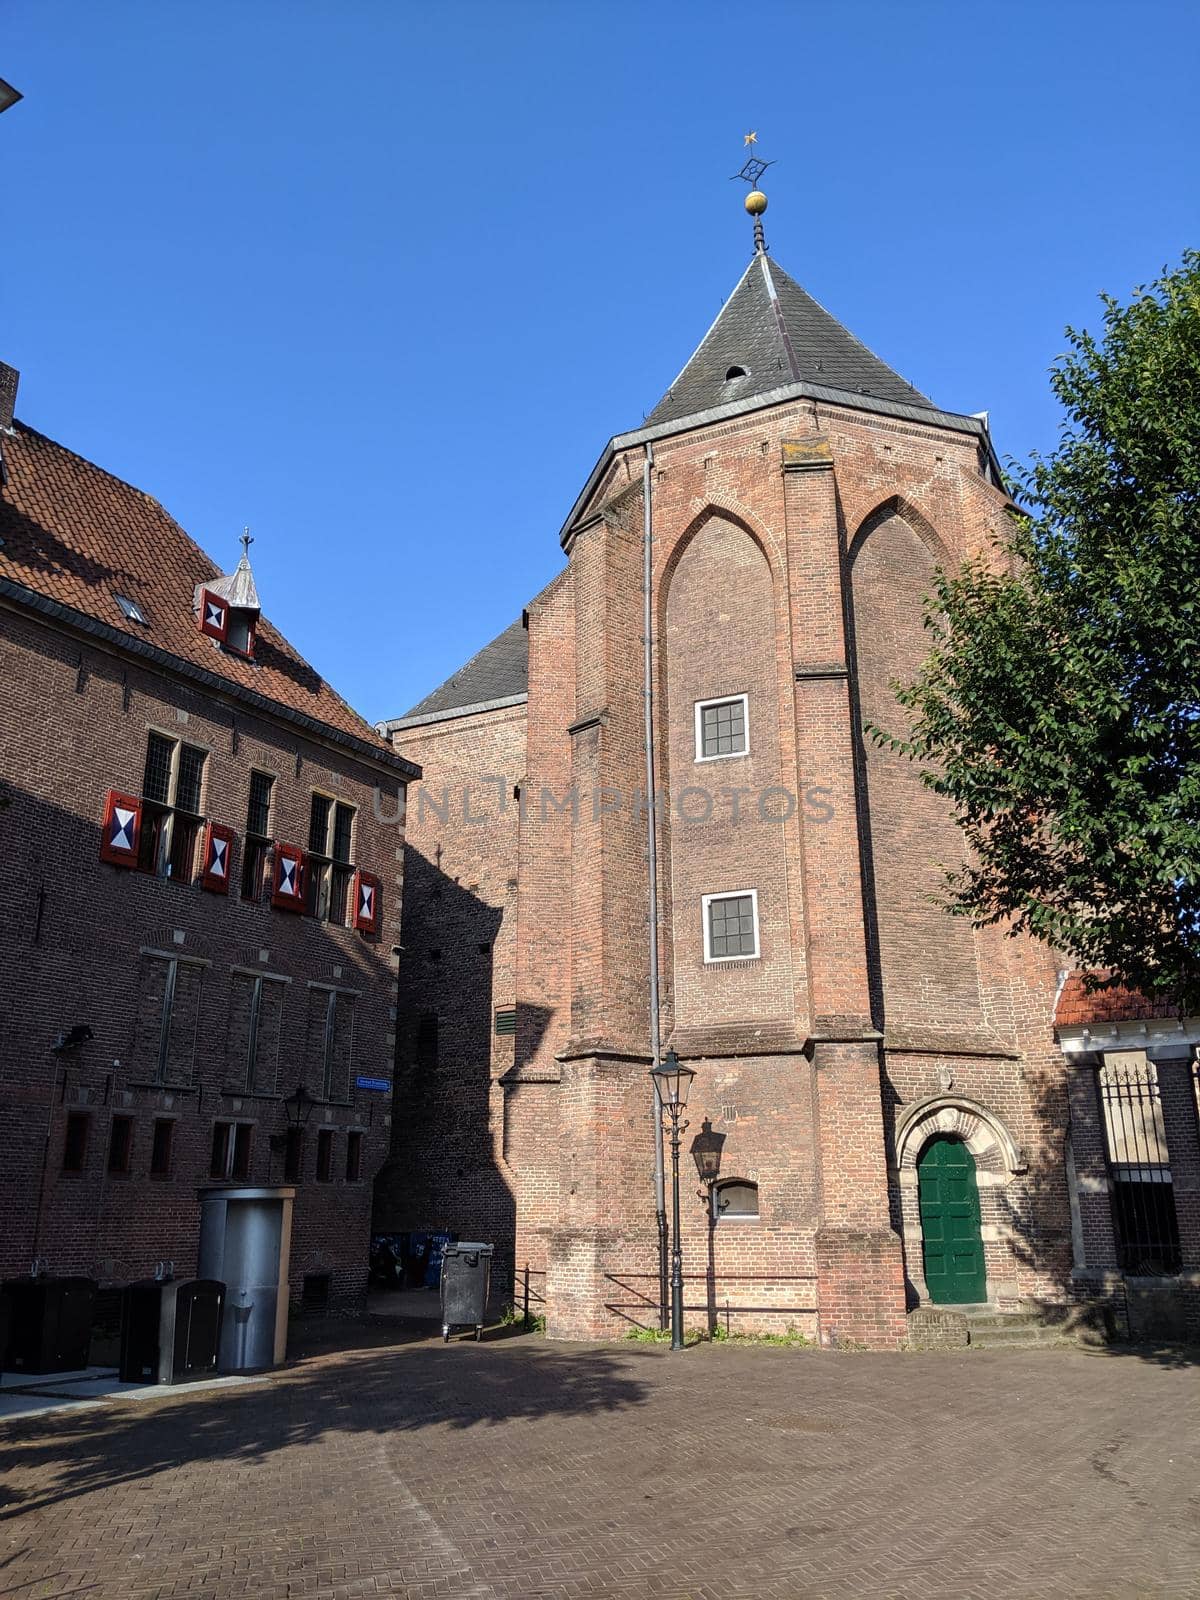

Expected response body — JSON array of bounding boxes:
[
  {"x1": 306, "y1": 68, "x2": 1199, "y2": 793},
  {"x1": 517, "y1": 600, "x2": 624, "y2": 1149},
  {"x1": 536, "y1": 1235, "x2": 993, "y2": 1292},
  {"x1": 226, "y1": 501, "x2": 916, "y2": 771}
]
[{"x1": 4, "y1": 2, "x2": 1198, "y2": 722}]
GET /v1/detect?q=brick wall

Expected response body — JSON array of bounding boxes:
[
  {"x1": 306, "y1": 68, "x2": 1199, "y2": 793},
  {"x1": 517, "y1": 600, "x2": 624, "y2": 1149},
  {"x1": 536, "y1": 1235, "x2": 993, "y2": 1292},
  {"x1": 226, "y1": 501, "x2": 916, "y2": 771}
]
[
  {"x1": 851, "y1": 506, "x2": 986, "y2": 1031},
  {"x1": 0, "y1": 601, "x2": 405, "y2": 1312},
  {"x1": 375, "y1": 701, "x2": 532, "y2": 1288}
]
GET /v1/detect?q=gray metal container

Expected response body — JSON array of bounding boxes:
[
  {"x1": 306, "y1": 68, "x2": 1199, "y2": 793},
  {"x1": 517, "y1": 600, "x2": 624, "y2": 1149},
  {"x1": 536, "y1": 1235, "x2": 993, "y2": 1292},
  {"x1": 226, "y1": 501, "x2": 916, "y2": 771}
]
[
  {"x1": 197, "y1": 1187, "x2": 294, "y2": 1371},
  {"x1": 119, "y1": 1278, "x2": 225, "y2": 1385},
  {"x1": 439, "y1": 1241, "x2": 493, "y2": 1342}
]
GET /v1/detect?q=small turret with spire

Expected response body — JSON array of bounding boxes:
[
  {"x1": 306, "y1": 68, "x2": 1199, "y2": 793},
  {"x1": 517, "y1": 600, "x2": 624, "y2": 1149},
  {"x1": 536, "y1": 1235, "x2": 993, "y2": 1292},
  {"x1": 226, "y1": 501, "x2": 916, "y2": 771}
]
[{"x1": 195, "y1": 527, "x2": 262, "y2": 658}]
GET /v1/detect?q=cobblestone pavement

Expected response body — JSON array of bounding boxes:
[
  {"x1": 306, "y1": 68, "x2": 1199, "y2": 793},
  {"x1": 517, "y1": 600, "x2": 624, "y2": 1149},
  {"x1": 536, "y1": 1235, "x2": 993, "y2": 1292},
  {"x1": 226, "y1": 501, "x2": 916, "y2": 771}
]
[{"x1": 1, "y1": 1322, "x2": 1198, "y2": 1599}]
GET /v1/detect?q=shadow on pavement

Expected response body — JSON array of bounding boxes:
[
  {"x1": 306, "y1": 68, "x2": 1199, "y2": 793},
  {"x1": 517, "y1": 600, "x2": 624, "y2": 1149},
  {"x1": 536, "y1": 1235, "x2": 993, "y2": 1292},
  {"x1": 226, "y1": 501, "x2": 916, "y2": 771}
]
[
  {"x1": 1072, "y1": 1338, "x2": 1200, "y2": 1369},
  {"x1": 286, "y1": 1298, "x2": 530, "y2": 1363},
  {"x1": 0, "y1": 1333, "x2": 646, "y2": 1523}
]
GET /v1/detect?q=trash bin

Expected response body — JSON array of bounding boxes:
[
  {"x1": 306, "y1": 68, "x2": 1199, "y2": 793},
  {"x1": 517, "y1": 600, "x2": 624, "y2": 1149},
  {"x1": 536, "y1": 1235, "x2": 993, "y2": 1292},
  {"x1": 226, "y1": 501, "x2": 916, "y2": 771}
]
[
  {"x1": 119, "y1": 1279, "x2": 225, "y2": 1385},
  {"x1": 439, "y1": 1242, "x2": 493, "y2": 1342},
  {"x1": 2, "y1": 1276, "x2": 96, "y2": 1374}
]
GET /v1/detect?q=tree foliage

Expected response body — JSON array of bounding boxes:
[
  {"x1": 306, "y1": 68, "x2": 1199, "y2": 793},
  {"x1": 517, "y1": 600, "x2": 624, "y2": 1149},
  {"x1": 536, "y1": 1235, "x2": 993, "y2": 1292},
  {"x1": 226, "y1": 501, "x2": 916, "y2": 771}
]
[{"x1": 872, "y1": 251, "x2": 1200, "y2": 1009}]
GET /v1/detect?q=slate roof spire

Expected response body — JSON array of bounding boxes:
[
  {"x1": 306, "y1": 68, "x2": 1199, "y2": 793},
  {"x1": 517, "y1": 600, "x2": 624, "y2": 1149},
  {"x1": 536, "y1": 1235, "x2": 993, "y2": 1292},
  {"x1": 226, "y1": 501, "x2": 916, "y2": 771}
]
[{"x1": 647, "y1": 142, "x2": 934, "y2": 428}]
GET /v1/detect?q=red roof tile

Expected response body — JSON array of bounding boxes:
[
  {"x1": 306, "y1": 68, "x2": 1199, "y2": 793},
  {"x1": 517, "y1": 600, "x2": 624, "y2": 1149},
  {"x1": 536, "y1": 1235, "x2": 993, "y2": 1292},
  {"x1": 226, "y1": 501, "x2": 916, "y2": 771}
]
[
  {"x1": 0, "y1": 422, "x2": 390, "y2": 755},
  {"x1": 1054, "y1": 973, "x2": 1181, "y2": 1028}
]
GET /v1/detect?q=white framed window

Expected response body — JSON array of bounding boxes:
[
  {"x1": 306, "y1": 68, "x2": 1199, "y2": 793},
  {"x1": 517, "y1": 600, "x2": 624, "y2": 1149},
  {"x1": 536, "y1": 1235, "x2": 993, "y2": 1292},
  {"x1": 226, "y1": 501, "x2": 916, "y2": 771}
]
[
  {"x1": 702, "y1": 889, "x2": 760, "y2": 962},
  {"x1": 694, "y1": 694, "x2": 749, "y2": 762}
]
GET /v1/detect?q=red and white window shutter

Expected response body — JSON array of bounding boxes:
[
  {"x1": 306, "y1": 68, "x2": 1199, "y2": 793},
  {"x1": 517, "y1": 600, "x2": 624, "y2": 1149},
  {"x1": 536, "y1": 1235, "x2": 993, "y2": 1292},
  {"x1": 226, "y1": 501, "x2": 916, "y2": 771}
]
[
  {"x1": 271, "y1": 842, "x2": 305, "y2": 910},
  {"x1": 100, "y1": 789, "x2": 142, "y2": 867},
  {"x1": 353, "y1": 869, "x2": 381, "y2": 935},
  {"x1": 198, "y1": 587, "x2": 229, "y2": 643},
  {"x1": 199, "y1": 822, "x2": 235, "y2": 893}
]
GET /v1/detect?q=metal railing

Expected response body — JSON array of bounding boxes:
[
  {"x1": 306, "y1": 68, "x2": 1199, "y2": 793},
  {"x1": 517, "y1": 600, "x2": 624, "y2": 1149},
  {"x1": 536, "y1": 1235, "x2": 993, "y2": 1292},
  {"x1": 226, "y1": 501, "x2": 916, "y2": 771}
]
[
  {"x1": 603, "y1": 1270, "x2": 818, "y2": 1332},
  {"x1": 1099, "y1": 1057, "x2": 1182, "y2": 1276},
  {"x1": 520, "y1": 1264, "x2": 547, "y2": 1331},
  {"x1": 516, "y1": 1267, "x2": 818, "y2": 1333}
]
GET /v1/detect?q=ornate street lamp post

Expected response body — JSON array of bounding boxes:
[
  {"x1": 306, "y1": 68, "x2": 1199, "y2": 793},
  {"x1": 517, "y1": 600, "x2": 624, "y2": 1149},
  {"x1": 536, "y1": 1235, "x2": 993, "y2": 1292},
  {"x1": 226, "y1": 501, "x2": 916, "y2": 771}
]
[{"x1": 649, "y1": 1050, "x2": 695, "y2": 1350}]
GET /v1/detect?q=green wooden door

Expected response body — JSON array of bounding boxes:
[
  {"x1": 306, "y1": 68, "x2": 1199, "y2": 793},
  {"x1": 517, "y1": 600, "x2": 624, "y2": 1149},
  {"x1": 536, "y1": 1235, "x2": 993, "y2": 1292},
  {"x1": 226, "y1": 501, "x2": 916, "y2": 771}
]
[{"x1": 917, "y1": 1135, "x2": 987, "y2": 1304}]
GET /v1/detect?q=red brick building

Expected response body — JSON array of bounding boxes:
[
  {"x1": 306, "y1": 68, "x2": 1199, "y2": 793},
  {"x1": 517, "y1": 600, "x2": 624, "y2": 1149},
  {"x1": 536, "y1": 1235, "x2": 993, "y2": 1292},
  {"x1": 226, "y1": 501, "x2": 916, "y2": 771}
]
[
  {"x1": 0, "y1": 362, "x2": 419, "y2": 1318},
  {"x1": 375, "y1": 219, "x2": 1200, "y2": 1345}
]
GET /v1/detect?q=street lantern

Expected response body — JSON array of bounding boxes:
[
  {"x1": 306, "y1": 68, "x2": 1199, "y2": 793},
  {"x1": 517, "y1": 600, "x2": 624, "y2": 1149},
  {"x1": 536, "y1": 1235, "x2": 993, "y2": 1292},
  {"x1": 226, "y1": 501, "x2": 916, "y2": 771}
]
[
  {"x1": 650, "y1": 1048, "x2": 694, "y2": 1109},
  {"x1": 282, "y1": 1081, "x2": 316, "y2": 1128},
  {"x1": 649, "y1": 1049, "x2": 696, "y2": 1350},
  {"x1": 271, "y1": 1082, "x2": 316, "y2": 1184},
  {"x1": 690, "y1": 1118, "x2": 725, "y2": 1187}
]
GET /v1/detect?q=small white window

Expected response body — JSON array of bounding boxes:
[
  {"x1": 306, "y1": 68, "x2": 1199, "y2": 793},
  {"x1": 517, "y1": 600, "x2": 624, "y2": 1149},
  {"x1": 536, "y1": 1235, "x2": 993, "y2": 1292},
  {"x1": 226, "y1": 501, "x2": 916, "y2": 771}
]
[
  {"x1": 703, "y1": 889, "x2": 759, "y2": 962},
  {"x1": 695, "y1": 694, "x2": 749, "y2": 761}
]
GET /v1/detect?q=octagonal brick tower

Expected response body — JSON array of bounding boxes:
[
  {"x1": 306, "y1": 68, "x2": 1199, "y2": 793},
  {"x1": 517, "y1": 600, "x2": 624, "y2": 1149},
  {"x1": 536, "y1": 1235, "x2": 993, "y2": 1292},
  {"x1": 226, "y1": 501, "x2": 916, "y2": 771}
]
[{"x1": 381, "y1": 224, "x2": 1068, "y2": 1348}]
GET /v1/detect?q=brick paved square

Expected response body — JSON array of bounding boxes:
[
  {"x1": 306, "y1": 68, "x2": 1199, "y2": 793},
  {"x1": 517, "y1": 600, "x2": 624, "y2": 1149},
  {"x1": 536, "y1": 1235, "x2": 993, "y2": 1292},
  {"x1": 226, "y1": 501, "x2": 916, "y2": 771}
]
[{"x1": 1, "y1": 1325, "x2": 1197, "y2": 1599}]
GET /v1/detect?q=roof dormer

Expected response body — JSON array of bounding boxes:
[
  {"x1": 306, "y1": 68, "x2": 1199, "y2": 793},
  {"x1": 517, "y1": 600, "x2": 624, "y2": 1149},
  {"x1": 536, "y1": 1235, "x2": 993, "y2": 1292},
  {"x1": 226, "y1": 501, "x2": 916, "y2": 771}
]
[{"x1": 195, "y1": 530, "x2": 261, "y2": 659}]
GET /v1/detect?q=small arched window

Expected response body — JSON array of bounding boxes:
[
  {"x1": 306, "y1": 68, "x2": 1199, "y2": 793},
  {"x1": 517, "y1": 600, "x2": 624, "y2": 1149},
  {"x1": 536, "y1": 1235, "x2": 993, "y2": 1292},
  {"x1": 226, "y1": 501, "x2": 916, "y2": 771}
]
[
  {"x1": 724, "y1": 364, "x2": 748, "y2": 381},
  {"x1": 713, "y1": 1179, "x2": 759, "y2": 1221}
]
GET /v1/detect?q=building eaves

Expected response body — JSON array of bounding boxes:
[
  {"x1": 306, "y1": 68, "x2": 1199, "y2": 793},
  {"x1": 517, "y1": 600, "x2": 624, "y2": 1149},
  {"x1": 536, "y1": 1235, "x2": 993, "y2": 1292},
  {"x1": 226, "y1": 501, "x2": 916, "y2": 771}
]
[
  {"x1": 380, "y1": 690, "x2": 529, "y2": 735},
  {"x1": 558, "y1": 379, "x2": 1001, "y2": 549}
]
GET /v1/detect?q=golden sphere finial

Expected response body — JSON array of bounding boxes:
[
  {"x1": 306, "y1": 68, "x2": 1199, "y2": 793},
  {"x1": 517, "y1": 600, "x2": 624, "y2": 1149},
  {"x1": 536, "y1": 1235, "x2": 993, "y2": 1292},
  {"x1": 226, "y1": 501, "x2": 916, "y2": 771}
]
[{"x1": 744, "y1": 189, "x2": 768, "y2": 216}]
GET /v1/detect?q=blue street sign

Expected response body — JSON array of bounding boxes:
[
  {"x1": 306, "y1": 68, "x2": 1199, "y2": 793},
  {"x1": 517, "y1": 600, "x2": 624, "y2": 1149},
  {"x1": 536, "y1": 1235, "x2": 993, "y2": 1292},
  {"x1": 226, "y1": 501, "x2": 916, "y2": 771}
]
[{"x1": 356, "y1": 1076, "x2": 392, "y2": 1093}]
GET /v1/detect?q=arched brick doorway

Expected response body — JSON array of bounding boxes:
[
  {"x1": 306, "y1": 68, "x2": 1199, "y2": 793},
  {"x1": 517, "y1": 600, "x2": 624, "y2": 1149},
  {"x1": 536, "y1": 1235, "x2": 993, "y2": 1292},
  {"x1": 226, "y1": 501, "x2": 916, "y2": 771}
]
[{"x1": 895, "y1": 1097, "x2": 1025, "y2": 1307}]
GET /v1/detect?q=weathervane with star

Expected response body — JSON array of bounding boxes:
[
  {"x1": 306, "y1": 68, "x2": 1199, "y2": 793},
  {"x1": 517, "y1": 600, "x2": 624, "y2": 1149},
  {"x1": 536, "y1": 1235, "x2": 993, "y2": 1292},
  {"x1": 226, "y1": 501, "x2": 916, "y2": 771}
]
[
  {"x1": 731, "y1": 131, "x2": 773, "y2": 250},
  {"x1": 732, "y1": 128, "x2": 773, "y2": 189}
]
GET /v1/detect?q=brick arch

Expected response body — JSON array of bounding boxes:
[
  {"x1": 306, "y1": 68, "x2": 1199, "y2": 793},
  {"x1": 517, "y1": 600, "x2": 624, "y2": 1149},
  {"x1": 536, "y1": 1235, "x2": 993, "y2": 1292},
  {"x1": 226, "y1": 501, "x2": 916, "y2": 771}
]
[
  {"x1": 847, "y1": 493, "x2": 950, "y2": 571},
  {"x1": 848, "y1": 494, "x2": 986, "y2": 1030},
  {"x1": 657, "y1": 499, "x2": 783, "y2": 610},
  {"x1": 140, "y1": 926, "x2": 214, "y2": 964},
  {"x1": 894, "y1": 1095, "x2": 1026, "y2": 1308},
  {"x1": 659, "y1": 504, "x2": 796, "y2": 1033},
  {"x1": 895, "y1": 1095, "x2": 1024, "y2": 1182}
]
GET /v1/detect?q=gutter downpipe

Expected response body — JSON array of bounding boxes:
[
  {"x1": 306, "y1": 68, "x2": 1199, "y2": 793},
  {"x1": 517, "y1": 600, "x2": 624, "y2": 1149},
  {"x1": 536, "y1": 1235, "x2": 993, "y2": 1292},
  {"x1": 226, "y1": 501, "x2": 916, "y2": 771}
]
[
  {"x1": 643, "y1": 441, "x2": 668, "y2": 1329},
  {"x1": 29, "y1": 1058, "x2": 62, "y2": 1272}
]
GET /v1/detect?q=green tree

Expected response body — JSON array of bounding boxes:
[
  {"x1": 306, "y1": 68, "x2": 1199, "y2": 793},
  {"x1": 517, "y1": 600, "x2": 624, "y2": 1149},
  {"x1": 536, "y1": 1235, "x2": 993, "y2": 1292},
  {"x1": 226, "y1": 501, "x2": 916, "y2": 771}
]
[{"x1": 872, "y1": 251, "x2": 1200, "y2": 1009}]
